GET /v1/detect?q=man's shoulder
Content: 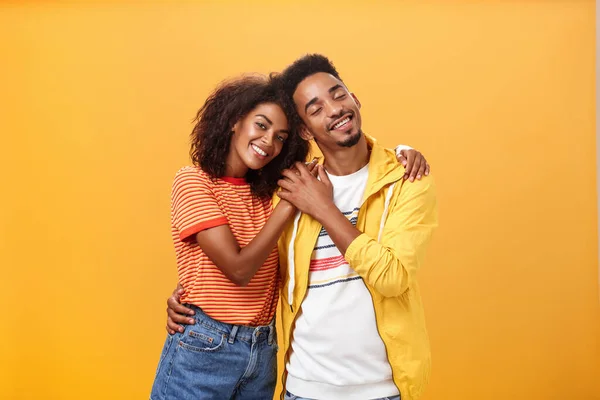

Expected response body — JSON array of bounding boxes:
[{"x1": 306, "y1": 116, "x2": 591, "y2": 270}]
[
  {"x1": 397, "y1": 173, "x2": 436, "y2": 194},
  {"x1": 391, "y1": 174, "x2": 437, "y2": 215}
]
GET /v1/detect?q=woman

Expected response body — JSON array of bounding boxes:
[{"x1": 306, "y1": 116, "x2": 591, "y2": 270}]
[{"x1": 150, "y1": 74, "x2": 310, "y2": 400}]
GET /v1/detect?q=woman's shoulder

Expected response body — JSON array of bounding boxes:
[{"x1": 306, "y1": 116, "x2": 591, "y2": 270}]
[
  {"x1": 172, "y1": 166, "x2": 213, "y2": 188},
  {"x1": 174, "y1": 165, "x2": 209, "y2": 178}
]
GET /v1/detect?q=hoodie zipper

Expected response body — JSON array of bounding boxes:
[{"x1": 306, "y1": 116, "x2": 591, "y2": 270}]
[{"x1": 280, "y1": 221, "x2": 321, "y2": 398}]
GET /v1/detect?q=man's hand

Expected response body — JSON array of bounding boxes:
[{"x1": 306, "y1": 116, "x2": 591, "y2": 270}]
[
  {"x1": 277, "y1": 162, "x2": 334, "y2": 220},
  {"x1": 397, "y1": 148, "x2": 430, "y2": 182},
  {"x1": 166, "y1": 286, "x2": 195, "y2": 335},
  {"x1": 300, "y1": 157, "x2": 320, "y2": 176}
]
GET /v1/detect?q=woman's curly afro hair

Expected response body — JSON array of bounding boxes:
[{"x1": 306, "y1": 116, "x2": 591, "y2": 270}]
[{"x1": 189, "y1": 74, "x2": 309, "y2": 198}]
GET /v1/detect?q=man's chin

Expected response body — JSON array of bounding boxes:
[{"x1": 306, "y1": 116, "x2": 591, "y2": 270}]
[{"x1": 336, "y1": 130, "x2": 362, "y2": 148}]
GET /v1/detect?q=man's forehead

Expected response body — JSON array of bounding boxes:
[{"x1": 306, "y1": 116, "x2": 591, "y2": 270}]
[{"x1": 295, "y1": 72, "x2": 344, "y2": 97}]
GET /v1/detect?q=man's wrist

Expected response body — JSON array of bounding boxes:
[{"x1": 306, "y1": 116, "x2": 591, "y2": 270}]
[{"x1": 312, "y1": 202, "x2": 340, "y2": 225}]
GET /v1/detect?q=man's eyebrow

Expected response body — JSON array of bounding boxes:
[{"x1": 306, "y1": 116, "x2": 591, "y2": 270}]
[
  {"x1": 304, "y1": 97, "x2": 319, "y2": 114},
  {"x1": 329, "y1": 84, "x2": 343, "y2": 93},
  {"x1": 303, "y1": 84, "x2": 344, "y2": 113}
]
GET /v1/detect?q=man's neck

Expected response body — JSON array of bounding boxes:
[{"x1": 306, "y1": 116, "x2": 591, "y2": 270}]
[{"x1": 321, "y1": 134, "x2": 370, "y2": 176}]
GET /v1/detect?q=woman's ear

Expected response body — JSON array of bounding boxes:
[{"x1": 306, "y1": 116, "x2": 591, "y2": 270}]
[
  {"x1": 231, "y1": 120, "x2": 240, "y2": 134},
  {"x1": 299, "y1": 125, "x2": 314, "y2": 141}
]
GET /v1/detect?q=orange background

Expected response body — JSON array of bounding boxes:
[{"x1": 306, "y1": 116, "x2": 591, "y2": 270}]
[{"x1": 1, "y1": 1, "x2": 598, "y2": 399}]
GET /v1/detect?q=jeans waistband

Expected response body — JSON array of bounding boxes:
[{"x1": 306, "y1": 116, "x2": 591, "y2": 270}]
[{"x1": 184, "y1": 304, "x2": 275, "y2": 345}]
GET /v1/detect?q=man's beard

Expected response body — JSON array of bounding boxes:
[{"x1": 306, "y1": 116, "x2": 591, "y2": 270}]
[{"x1": 336, "y1": 129, "x2": 363, "y2": 148}]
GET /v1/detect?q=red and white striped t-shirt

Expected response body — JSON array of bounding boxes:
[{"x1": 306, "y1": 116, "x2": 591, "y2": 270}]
[{"x1": 170, "y1": 166, "x2": 279, "y2": 326}]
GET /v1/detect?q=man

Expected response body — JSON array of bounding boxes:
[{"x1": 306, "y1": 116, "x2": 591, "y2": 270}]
[
  {"x1": 274, "y1": 54, "x2": 437, "y2": 400},
  {"x1": 167, "y1": 55, "x2": 437, "y2": 400}
]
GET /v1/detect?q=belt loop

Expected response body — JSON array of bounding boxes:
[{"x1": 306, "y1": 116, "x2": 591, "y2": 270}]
[
  {"x1": 267, "y1": 321, "x2": 275, "y2": 346},
  {"x1": 228, "y1": 325, "x2": 239, "y2": 344}
]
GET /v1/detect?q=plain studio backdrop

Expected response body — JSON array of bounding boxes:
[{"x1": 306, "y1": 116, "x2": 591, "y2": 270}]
[{"x1": 1, "y1": 1, "x2": 598, "y2": 399}]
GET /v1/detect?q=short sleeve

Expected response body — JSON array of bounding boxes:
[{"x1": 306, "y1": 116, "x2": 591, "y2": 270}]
[{"x1": 171, "y1": 167, "x2": 228, "y2": 241}]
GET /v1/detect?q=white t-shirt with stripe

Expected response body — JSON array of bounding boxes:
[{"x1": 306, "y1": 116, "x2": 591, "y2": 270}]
[{"x1": 285, "y1": 163, "x2": 400, "y2": 400}]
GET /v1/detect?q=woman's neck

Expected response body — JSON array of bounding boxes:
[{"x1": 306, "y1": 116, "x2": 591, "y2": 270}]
[{"x1": 224, "y1": 150, "x2": 249, "y2": 178}]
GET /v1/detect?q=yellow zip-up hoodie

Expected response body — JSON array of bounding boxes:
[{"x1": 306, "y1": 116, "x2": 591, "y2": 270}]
[{"x1": 277, "y1": 134, "x2": 438, "y2": 400}]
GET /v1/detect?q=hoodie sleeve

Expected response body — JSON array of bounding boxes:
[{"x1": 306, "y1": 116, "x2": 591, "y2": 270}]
[{"x1": 344, "y1": 175, "x2": 438, "y2": 297}]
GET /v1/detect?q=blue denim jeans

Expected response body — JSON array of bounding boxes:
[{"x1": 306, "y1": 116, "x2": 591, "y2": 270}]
[
  {"x1": 284, "y1": 390, "x2": 401, "y2": 400},
  {"x1": 150, "y1": 305, "x2": 278, "y2": 400}
]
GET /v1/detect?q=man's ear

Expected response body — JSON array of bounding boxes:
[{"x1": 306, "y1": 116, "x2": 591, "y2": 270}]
[
  {"x1": 351, "y1": 93, "x2": 361, "y2": 109},
  {"x1": 299, "y1": 124, "x2": 314, "y2": 141}
]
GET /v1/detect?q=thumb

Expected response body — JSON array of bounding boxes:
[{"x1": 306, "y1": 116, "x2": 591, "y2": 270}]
[{"x1": 398, "y1": 149, "x2": 408, "y2": 167}]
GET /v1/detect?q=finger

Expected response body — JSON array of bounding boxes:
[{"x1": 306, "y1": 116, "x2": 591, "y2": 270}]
[
  {"x1": 280, "y1": 174, "x2": 296, "y2": 184},
  {"x1": 398, "y1": 150, "x2": 408, "y2": 167},
  {"x1": 167, "y1": 296, "x2": 195, "y2": 316},
  {"x1": 317, "y1": 165, "x2": 332, "y2": 187},
  {"x1": 305, "y1": 157, "x2": 318, "y2": 168},
  {"x1": 425, "y1": 162, "x2": 430, "y2": 176},
  {"x1": 294, "y1": 162, "x2": 311, "y2": 178},
  {"x1": 167, "y1": 315, "x2": 184, "y2": 334},
  {"x1": 172, "y1": 287, "x2": 184, "y2": 298},
  {"x1": 416, "y1": 156, "x2": 427, "y2": 180},
  {"x1": 403, "y1": 151, "x2": 415, "y2": 179},
  {"x1": 277, "y1": 179, "x2": 295, "y2": 191},
  {"x1": 277, "y1": 189, "x2": 291, "y2": 201},
  {"x1": 408, "y1": 156, "x2": 421, "y2": 182},
  {"x1": 166, "y1": 324, "x2": 178, "y2": 335},
  {"x1": 167, "y1": 306, "x2": 195, "y2": 325},
  {"x1": 306, "y1": 159, "x2": 318, "y2": 175},
  {"x1": 281, "y1": 169, "x2": 300, "y2": 182}
]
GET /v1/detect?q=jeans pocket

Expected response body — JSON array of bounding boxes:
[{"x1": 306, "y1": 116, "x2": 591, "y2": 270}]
[{"x1": 178, "y1": 324, "x2": 225, "y2": 353}]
